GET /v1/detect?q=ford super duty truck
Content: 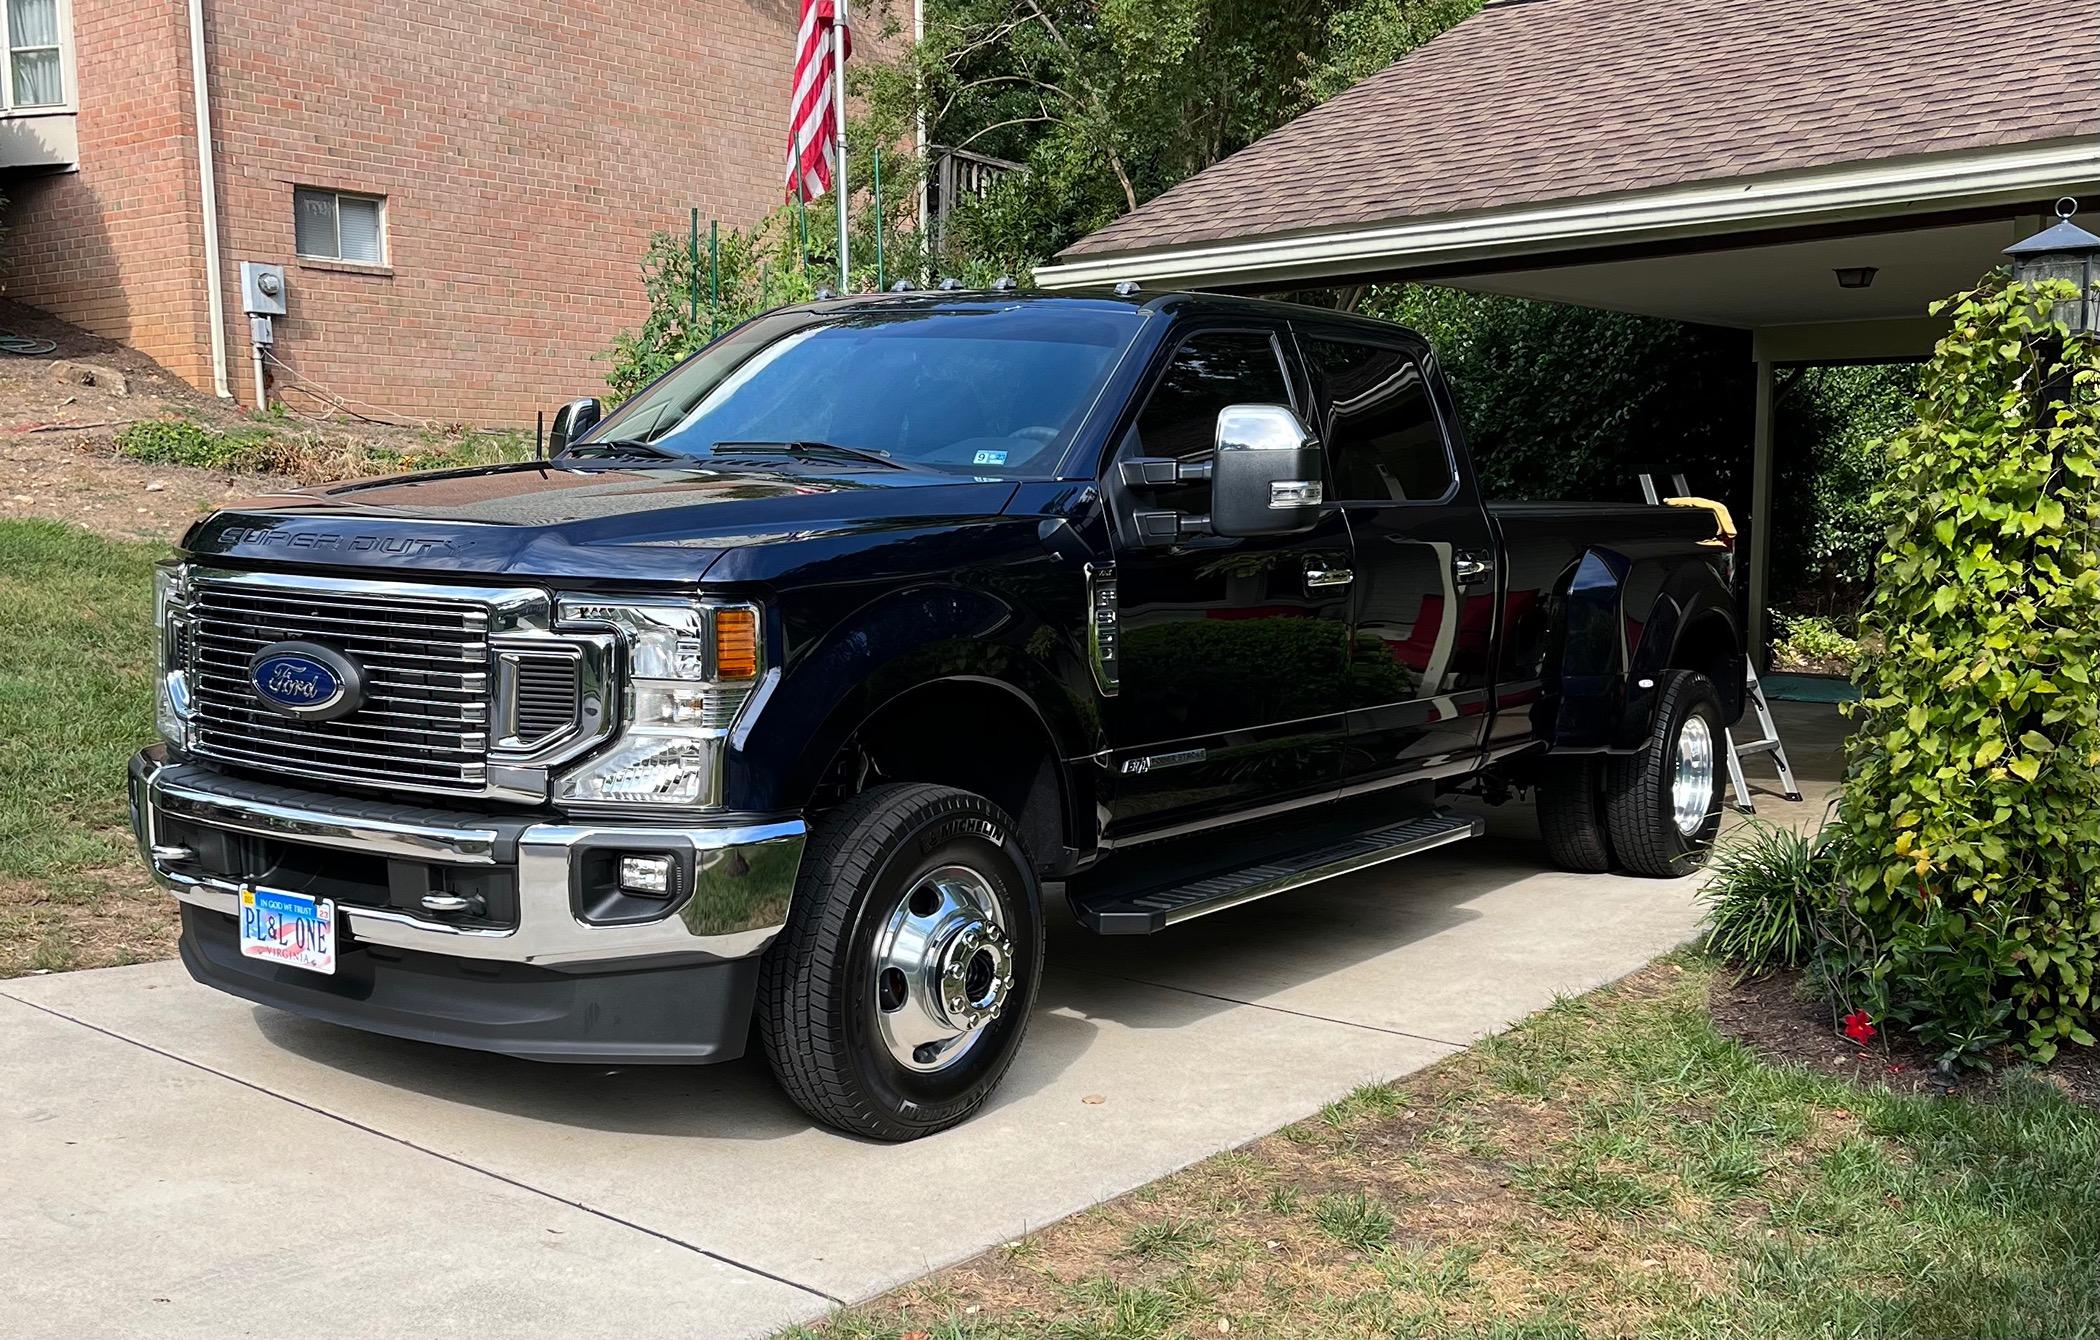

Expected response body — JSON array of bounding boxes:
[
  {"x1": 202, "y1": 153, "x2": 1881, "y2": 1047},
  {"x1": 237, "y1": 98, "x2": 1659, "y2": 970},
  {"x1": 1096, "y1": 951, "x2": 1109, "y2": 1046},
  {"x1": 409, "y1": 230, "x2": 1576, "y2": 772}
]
[{"x1": 131, "y1": 290, "x2": 1744, "y2": 1140}]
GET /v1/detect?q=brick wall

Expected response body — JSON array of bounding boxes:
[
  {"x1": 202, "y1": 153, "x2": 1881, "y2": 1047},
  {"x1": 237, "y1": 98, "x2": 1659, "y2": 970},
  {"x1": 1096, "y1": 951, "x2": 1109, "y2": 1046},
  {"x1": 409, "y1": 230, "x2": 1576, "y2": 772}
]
[
  {"x1": 8, "y1": 0, "x2": 901, "y2": 426},
  {"x1": 6, "y1": 0, "x2": 213, "y2": 389}
]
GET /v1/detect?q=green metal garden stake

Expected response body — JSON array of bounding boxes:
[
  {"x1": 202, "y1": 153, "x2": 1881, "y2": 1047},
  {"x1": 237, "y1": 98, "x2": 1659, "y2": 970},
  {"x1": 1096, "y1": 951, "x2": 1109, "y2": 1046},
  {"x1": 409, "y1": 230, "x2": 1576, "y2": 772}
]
[
  {"x1": 708, "y1": 220, "x2": 721, "y2": 338},
  {"x1": 687, "y1": 208, "x2": 700, "y2": 329},
  {"x1": 873, "y1": 143, "x2": 885, "y2": 293}
]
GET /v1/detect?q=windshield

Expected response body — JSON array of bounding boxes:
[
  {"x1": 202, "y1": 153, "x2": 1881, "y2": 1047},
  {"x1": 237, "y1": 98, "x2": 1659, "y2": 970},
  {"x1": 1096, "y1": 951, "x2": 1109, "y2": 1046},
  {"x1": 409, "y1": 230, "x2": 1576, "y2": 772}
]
[{"x1": 580, "y1": 304, "x2": 1142, "y2": 477}]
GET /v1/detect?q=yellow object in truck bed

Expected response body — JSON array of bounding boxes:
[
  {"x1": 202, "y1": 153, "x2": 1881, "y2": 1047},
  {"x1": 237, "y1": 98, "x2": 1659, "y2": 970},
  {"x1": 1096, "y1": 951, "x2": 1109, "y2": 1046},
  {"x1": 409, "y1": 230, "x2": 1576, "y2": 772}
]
[{"x1": 1666, "y1": 495, "x2": 1736, "y2": 547}]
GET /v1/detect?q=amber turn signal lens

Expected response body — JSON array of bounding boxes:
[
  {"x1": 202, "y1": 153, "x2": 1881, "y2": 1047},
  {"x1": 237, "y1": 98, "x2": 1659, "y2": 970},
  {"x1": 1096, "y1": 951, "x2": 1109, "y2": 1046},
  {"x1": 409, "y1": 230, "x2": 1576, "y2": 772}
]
[{"x1": 713, "y1": 608, "x2": 759, "y2": 680}]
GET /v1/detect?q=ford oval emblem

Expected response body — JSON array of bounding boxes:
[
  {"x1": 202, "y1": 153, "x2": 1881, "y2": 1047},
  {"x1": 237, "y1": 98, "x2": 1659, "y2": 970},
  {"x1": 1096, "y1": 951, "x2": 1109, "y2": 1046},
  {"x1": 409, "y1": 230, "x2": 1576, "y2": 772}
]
[{"x1": 247, "y1": 640, "x2": 366, "y2": 721}]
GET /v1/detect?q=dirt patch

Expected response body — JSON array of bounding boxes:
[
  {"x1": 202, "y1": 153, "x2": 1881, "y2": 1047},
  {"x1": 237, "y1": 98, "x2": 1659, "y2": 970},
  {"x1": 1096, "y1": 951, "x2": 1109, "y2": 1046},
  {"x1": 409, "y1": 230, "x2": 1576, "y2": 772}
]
[
  {"x1": 0, "y1": 867, "x2": 176, "y2": 979},
  {"x1": 1709, "y1": 963, "x2": 2100, "y2": 1106},
  {"x1": 0, "y1": 298, "x2": 527, "y2": 543},
  {"x1": 0, "y1": 433, "x2": 295, "y2": 544},
  {"x1": 0, "y1": 300, "x2": 283, "y2": 541}
]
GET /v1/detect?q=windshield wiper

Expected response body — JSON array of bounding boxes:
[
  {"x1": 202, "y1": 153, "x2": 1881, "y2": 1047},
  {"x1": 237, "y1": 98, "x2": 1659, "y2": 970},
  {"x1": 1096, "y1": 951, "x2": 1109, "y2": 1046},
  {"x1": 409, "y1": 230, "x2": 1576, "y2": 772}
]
[
  {"x1": 563, "y1": 438, "x2": 686, "y2": 461},
  {"x1": 708, "y1": 440, "x2": 924, "y2": 472}
]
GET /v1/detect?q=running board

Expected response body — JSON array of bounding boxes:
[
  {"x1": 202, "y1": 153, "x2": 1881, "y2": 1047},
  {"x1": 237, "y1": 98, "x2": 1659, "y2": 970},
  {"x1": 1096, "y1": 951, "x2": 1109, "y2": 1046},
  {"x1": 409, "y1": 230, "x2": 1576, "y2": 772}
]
[{"x1": 1074, "y1": 811, "x2": 1484, "y2": 935}]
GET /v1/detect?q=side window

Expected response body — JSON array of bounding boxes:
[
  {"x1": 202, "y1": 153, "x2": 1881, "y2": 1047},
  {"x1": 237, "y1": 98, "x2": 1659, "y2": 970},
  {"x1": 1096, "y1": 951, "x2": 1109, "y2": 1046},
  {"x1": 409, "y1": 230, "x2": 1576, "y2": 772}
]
[
  {"x1": 1308, "y1": 337, "x2": 1452, "y2": 502},
  {"x1": 1129, "y1": 330, "x2": 1293, "y2": 464}
]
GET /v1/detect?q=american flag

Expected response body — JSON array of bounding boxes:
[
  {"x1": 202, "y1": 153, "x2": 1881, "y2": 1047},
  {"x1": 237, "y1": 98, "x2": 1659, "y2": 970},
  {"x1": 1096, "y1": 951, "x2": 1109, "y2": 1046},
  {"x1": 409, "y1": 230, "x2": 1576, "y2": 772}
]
[{"x1": 785, "y1": 0, "x2": 851, "y2": 204}]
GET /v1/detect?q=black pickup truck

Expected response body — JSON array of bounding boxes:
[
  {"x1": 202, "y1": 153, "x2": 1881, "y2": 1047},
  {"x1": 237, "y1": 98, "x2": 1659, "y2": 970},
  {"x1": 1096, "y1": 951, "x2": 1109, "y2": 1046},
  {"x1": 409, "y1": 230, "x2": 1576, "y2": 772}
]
[{"x1": 131, "y1": 290, "x2": 1743, "y2": 1139}]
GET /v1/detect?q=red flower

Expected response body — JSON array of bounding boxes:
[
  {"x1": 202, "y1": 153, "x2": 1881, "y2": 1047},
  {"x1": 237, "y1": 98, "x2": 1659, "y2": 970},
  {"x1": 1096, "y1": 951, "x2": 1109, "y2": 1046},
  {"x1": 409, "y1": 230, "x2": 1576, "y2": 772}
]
[{"x1": 1843, "y1": 1010, "x2": 1878, "y2": 1044}]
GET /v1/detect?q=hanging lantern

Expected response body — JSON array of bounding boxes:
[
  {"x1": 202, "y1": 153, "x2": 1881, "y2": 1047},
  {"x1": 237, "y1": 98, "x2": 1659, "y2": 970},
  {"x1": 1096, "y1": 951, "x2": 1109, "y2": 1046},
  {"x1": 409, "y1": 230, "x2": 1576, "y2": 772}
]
[{"x1": 2005, "y1": 197, "x2": 2100, "y2": 334}]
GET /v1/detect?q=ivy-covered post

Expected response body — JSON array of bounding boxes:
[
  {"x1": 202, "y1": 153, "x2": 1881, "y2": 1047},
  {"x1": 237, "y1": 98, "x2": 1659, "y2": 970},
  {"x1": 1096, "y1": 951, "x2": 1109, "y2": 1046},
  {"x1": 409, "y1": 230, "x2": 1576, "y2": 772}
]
[{"x1": 1832, "y1": 276, "x2": 2100, "y2": 1068}]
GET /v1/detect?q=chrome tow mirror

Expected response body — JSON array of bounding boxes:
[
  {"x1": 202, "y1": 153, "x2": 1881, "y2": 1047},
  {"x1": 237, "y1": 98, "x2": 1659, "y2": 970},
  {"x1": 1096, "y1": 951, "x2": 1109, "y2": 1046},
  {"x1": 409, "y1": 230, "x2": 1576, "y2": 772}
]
[
  {"x1": 548, "y1": 397, "x2": 602, "y2": 455},
  {"x1": 1210, "y1": 404, "x2": 1323, "y2": 538}
]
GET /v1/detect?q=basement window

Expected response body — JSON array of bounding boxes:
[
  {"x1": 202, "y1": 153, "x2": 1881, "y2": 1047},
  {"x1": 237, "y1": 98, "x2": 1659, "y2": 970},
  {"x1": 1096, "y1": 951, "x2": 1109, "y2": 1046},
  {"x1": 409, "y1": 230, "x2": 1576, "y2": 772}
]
[
  {"x1": 294, "y1": 188, "x2": 387, "y2": 265},
  {"x1": 4, "y1": 0, "x2": 66, "y2": 109}
]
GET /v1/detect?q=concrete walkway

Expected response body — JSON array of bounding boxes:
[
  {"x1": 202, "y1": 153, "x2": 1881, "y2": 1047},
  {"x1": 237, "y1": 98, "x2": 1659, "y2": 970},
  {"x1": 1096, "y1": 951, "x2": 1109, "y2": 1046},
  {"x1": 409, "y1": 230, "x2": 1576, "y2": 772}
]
[{"x1": 0, "y1": 704, "x2": 1842, "y2": 1339}]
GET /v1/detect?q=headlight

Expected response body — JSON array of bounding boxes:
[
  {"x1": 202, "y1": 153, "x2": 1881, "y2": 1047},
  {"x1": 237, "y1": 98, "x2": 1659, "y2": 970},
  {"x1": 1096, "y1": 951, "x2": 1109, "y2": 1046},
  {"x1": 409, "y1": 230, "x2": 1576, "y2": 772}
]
[
  {"x1": 152, "y1": 560, "x2": 193, "y2": 749},
  {"x1": 552, "y1": 597, "x2": 763, "y2": 811}
]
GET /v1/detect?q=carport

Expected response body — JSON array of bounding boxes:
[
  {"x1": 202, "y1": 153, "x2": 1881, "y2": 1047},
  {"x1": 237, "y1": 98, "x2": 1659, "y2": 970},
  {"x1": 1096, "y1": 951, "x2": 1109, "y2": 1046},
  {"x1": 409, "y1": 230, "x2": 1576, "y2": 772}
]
[{"x1": 1034, "y1": 0, "x2": 2100, "y2": 659}]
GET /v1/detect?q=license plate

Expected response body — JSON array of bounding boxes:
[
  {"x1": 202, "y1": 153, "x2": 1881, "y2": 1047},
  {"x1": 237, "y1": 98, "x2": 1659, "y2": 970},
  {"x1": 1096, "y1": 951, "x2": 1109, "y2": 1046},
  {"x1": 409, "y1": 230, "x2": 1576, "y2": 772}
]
[{"x1": 238, "y1": 885, "x2": 337, "y2": 975}]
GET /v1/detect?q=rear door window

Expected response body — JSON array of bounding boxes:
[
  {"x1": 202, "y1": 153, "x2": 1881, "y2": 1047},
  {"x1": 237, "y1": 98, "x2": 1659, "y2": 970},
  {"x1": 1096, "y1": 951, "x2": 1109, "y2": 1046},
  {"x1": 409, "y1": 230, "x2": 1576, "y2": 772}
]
[{"x1": 1305, "y1": 336, "x2": 1453, "y2": 503}]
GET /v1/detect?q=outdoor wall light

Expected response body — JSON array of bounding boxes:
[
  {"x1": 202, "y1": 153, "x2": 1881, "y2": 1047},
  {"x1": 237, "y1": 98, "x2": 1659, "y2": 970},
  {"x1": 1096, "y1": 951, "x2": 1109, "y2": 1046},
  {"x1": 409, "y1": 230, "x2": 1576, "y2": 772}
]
[
  {"x1": 2006, "y1": 197, "x2": 2100, "y2": 334},
  {"x1": 1833, "y1": 267, "x2": 1878, "y2": 289}
]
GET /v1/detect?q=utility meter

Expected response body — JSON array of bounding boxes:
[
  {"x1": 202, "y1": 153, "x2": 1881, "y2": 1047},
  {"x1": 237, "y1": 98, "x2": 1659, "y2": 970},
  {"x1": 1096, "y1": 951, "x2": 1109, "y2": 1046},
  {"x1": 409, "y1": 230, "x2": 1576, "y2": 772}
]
[{"x1": 240, "y1": 262, "x2": 287, "y2": 317}]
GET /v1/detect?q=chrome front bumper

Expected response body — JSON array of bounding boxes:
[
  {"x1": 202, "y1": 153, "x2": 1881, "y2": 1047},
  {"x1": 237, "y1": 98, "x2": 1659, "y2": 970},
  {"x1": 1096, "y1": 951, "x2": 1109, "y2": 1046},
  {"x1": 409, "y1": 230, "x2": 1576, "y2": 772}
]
[{"x1": 129, "y1": 747, "x2": 805, "y2": 968}]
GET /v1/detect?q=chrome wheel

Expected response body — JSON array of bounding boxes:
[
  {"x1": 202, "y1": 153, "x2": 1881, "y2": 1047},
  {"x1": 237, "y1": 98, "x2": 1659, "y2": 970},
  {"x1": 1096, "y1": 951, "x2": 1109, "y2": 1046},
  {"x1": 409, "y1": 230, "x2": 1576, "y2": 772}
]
[
  {"x1": 870, "y1": 864, "x2": 1016, "y2": 1074},
  {"x1": 1671, "y1": 714, "x2": 1716, "y2": 837}
]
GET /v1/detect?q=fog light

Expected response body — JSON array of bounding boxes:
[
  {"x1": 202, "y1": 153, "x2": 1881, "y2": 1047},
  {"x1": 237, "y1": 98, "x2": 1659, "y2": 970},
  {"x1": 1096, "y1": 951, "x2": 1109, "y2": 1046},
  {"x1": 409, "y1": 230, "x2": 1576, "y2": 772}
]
[{"x1": 618, "y1": 854, "x2": 673, "y2": 897}]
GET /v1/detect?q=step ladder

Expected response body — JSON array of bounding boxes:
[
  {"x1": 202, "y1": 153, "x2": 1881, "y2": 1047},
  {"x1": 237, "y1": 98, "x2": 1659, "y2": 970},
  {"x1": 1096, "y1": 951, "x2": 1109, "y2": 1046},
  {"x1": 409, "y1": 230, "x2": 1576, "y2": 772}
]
[
  {"x1": 1724, "y1": 663, "x2": 1803, "y2": 814},
  {"x1": 1072, "y1": 811, "x2": 1482, "y2": 934},
  {"x1": 1636, "y1": 469, "x2": 1803, "y2": 815}
]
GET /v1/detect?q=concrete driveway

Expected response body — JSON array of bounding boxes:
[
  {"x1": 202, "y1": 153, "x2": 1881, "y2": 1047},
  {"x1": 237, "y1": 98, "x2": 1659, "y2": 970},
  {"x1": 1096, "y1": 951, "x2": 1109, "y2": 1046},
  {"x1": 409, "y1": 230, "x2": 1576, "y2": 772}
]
[{"x1": 0, "y1": 704, "x2": 1841, "y2": 1338}]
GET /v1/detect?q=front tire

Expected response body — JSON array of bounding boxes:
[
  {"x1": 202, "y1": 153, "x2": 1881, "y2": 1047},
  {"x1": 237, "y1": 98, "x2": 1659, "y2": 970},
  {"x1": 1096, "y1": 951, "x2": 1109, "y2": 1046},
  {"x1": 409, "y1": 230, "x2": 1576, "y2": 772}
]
[
  {"x1": 1605, "y1": 670, "x2": 1725, "y2": 876},
  {"x1": 758, "y1": 783, "x2": 1042, "y2": 1141}
]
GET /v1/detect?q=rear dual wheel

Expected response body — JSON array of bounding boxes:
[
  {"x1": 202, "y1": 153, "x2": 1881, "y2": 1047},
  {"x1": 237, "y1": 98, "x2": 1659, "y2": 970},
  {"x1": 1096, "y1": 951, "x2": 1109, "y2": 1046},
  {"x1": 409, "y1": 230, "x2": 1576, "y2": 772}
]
[
  {"x1": 1537, "y1": 670, "x2": 1724, "y2": 877},
  {"x1": 758, "y1": 784, "x2": 1042, "y2": 1141}
]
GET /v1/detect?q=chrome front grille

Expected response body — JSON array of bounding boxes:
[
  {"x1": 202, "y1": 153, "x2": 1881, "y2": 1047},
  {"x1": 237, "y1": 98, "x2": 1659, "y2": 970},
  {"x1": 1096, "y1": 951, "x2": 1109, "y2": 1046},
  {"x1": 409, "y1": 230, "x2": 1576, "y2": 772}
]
[{"x1": 188, "y1": 578, "x2": 496, "y2": 795}]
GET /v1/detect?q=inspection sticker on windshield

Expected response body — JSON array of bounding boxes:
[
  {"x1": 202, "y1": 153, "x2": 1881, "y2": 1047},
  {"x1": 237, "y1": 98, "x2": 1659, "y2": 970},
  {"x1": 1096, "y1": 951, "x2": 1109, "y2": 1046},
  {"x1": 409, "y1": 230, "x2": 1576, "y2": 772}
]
[
  {"x1": 239, "y1": 885, "x2": 336, "y2": 975},
  {"x1": 973, "y1": 449, "x2": 1008, "y2": 466}
]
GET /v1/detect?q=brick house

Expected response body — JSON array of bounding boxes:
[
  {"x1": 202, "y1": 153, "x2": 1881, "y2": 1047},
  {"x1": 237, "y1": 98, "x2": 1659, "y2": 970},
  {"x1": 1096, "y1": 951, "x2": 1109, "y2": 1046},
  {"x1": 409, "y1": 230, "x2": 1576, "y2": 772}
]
[{"x1": 2, "y1": 0, "x2": 902, "y2": 426}]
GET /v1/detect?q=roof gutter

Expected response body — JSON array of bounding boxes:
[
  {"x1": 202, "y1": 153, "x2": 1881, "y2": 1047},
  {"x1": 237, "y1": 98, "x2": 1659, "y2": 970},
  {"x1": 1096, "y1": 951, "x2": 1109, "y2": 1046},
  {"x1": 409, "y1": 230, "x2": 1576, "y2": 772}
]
[
  {"x1": 187, "y1": 0, "x2": 231, "y2": 398},
  {"x1": 1034, "y1": 138, "x2": 2100, "y2": 292}
]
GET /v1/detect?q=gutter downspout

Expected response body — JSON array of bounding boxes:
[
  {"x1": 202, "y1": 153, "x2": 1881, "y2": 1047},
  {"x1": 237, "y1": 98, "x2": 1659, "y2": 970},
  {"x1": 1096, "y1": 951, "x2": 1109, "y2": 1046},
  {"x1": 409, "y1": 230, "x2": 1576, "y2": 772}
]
[{"x1": 187, "y1": 0, "x2": 230, "y2": 398}]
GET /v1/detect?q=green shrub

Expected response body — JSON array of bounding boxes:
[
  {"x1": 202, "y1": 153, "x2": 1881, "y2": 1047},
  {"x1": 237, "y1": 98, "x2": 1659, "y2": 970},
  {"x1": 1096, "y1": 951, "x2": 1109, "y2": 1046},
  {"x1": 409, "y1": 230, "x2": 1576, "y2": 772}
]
[
  {"x1": 1770, "y1": 612, "x2": 1864, "y2": 671},
  {"x1": 1830, "y1": 277, "x2": 2100, "y2": 1067},
  {"x1": 601, "y1": 124, "x2": 940, "y2": 405},
  {"x1": 1701, "y1": 823, "x2": 1835, "y2": 973},
  {"x1": 114, "y1": 417, "x2": 263, "y2": 470},
  {"x1": 114, "y1": 417, "x2": 530, "y2": 481}
]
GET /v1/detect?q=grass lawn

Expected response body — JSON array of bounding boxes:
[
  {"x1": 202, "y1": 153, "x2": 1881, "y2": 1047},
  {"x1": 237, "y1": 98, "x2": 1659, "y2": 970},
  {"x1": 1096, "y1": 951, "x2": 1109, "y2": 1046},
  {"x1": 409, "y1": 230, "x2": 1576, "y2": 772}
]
[
  {"x1": 0, "y1": 518, "x2": 174, "y2": 976},
  {"x1": 798, "y1": 958, "x2": 2100, "y2": 1340}
]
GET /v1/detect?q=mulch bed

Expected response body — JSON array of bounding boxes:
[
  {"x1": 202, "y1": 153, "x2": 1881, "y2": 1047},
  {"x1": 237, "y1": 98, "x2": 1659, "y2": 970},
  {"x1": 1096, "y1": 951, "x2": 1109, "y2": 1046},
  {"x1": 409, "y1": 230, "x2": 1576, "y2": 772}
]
[{"x1": 1709, "y1": 964, "x2": 2100, "y2": 1108}]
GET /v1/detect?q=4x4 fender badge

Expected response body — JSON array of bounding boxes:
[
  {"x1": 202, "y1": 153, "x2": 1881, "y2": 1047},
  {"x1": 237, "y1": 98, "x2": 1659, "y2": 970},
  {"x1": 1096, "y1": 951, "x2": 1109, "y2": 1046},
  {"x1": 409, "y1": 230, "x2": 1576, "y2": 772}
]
[{"x1": 1121, "y1": 748, "x2": 1206, "y2": 775}]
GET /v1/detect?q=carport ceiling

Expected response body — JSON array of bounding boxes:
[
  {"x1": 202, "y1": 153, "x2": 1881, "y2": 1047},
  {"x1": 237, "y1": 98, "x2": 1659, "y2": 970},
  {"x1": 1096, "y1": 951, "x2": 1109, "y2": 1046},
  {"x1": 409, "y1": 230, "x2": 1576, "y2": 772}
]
[{"x1": 1448, "y1": 215, "x2": 2044, "y2": 330}]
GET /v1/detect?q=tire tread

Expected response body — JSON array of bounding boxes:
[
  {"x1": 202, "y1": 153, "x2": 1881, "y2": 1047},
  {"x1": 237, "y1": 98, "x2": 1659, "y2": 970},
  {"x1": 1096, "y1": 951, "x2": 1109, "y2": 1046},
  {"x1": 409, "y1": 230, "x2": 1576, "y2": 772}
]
[
  {"x1": 1604, "y1": 671, "x2": 1721, "y2": 877},
  {"x1": 1537, "y1": 756, "x2": 1612, "y2": 873},
  {"x1": 757, "y1": 783, "x2": 1033, "y2": 1141}
]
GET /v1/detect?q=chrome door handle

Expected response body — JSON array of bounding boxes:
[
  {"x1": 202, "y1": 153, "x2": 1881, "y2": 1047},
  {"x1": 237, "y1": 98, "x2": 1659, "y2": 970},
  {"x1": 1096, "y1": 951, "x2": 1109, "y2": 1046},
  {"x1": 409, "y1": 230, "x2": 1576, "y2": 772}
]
[
  {"x1": 1304, "y1": 565, "x2": 1354, "y2": 588},
  {"x1": 1453, "y1": 551, "x2": 1495, "y2": 583}
]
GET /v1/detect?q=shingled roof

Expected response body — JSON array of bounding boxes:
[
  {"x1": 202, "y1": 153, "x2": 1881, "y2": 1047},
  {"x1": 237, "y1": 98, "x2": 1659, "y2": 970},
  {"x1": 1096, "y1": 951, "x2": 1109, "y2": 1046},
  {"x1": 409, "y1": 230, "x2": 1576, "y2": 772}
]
[{"x1": 1057, "y1": 0, "x2": 2100, "y2": 263}]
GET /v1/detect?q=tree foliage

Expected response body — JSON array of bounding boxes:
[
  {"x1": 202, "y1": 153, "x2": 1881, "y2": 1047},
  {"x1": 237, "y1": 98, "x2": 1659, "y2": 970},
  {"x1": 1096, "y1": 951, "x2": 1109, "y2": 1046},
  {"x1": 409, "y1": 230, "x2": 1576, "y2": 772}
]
[
  {"x1": 923, "y1": 0, "x2": 1478, "y2": 265},
  {"x1": 1369, "y1": 284, "x2": 1753, "y2": 505},
  {"x1": 1772, "y1": 364, "x2": 1923, "y2": 620},
  {"x1": 1829, "y1": 278, "x2": 2100, "y2": 1067}
]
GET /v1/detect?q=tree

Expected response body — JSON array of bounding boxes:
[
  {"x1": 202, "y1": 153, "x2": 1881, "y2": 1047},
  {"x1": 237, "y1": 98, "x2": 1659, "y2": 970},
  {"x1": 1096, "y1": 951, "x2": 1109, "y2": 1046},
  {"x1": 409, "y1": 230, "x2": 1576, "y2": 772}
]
[
  {"x1": 918, "y1": 0, "x2": 1480, "y2": 264},
  {"x1": 1770, "y1": 363, "x2": 1922, "y2": 622},
  {"x1": 1370, "y1": 284, "x2": 1754, "y2": 506}
]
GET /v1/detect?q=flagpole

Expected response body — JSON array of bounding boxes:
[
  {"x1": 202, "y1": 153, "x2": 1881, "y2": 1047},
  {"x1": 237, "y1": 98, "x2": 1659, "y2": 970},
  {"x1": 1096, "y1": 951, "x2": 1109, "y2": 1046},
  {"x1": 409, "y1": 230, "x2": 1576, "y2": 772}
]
[{"x1": 832, "y1": 0, "x2": 851, "y2": 291}]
